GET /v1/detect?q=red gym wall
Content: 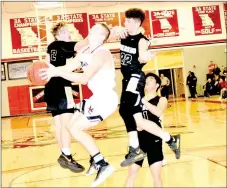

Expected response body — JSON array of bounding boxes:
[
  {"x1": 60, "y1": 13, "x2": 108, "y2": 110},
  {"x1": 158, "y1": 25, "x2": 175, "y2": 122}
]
[{"x1": 7, "y1": 84, "x2": 92, "y2": 116}]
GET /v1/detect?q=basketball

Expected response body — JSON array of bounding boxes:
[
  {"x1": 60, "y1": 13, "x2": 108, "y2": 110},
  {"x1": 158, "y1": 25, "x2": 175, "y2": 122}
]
[{"x1": 27, "y1": 61, "x2": 49, "y2": 86}]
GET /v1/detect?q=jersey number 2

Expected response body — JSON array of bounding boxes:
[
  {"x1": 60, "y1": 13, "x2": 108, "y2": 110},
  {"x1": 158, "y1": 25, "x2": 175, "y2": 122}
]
[{"x1": 50, "y1": 50, "x2": 57, "y2": 61}]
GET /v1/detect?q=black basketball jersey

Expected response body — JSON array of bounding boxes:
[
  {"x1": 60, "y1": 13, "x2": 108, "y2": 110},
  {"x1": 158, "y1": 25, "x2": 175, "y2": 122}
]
[
  {"x1": 120, "y1": 33, "x2": 150, "y2": 79},
  {"x1": 44, "y1": 40, "x2": 77, "y2": 106},
  {"x1": 142, "y1": 95, "x2": 162, "y2": 128}
]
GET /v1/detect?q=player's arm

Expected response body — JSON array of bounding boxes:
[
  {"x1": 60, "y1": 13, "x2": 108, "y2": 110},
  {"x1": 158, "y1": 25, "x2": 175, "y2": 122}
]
[
  {"x1": 61, "y1": 39, "x2": 88, "y2": 54},
  {"x1": 45, "y1": 54, "x2": 51, "y2": 64},
  {"x1": 56, "y1": 50, "x2": 108, "y2": 84},
  {"x1": 74, "y1": 38, "x2": 89, "y2": 51},
  {"x1": 142, "y1": 97, "x2": 168, "y2": 117},
  {"x1": 40, "y1": 49, "x2": 108, "y2": 84},
  {"x1": 138, "y1": 38, "x2": 153, "y2": 64},
  {"x1": 108, "y1": 26, "x2": 128, "y2": 41}
]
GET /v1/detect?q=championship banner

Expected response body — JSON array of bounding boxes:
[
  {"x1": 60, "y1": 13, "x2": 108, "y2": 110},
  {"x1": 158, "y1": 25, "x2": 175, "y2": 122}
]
[
  {"x1": 10, "y1": 17, "x2": 47, "y2": 54},
  {"x1": 151, "y1": 9, "x2": 179, "y2": 38},
  {"x1": 89, "y1": 13, "x2": 120, "y2": 43},
  {"x1": 192, "y1": 5, "x2": 222, "y2": 35},
  {"x1": 224, "y1": 3, "x2": 227, "y2": 29},
  {"x1": 120, "y1": 11, "x2": 152, "y2": 39},
  {"x1": 52, "y1": 13, "x2": 88, "y2": 41}
]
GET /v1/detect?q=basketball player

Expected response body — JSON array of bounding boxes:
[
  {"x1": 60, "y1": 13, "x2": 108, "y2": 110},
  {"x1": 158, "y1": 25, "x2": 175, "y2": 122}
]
[
  {"x1": 45, "y1": 21, "x2": 88, "y2": 172},
  {"x1": 40, "y1": 23, "x2": 117, "y2": 187},
  {"x1": 125, "y1": 73, "x2": 165, "y2": 187},
  {"x1": 109, "y1": 8, "x2": 180, "y2": 167}
]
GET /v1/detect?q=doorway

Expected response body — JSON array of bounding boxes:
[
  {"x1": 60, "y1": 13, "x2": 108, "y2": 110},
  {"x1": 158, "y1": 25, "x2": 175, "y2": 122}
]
[{"x1": 158, "y1": 68, "x2": 185, "y2": 99}]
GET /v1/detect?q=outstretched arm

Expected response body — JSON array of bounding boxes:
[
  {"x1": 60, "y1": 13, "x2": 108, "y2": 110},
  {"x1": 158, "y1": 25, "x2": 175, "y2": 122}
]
[
  {"x1": 74, "y1": 38, "x2": 89, "y2": 51},
  {"x1": 138, "y1": 38, "x2": 154, "y2": 64},
  {"x1": 108, "y1": 26, "x2": 128, "y2": 41},
  {"x1": 40, "y1": 49, "x2": 109, "y2": 84}
]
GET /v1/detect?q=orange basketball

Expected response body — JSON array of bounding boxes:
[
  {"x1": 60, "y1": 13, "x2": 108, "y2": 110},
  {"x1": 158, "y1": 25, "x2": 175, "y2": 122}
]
[{"x1": 27, "y1": 61, "x2": 49, "y2": 86}]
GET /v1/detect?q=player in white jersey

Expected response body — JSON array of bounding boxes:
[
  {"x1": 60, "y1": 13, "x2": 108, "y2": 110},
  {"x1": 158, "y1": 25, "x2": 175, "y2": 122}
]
[{"x1": 39, "y1": 23, "x2": 117, "y2": 187}]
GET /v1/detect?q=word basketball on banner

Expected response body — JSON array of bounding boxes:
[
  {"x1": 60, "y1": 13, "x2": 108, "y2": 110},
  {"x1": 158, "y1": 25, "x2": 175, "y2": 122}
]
[
  {"x1": 192, "y1": 5, "x2": 222, "y2": 35},
  {"x1": 151, "y1": 9, "x2": 179, "y2": 38},
  {"x1": 224, "y1": 3, "x2": 227, "y2": 29},
  {"x1": 89, "y1": 13, "x2": 120, "y2": 43},
  {"x1": 120, "y1": 11, "x2": 152, "y2": 39},
  {"x1": 10, "y1": 17, "x2": 47, "y2": 54},
  {"x1": 52, "y1": 13, "x2": 89, "y2": 41}
]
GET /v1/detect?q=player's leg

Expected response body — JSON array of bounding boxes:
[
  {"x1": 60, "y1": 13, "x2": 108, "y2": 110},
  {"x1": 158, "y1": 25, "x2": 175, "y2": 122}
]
[
  {"x1": 119, "y1": 106, "x2": 146, "y2": 167},
  {"x1": 149, "y1": 162, "x2": 163, "y2": 187},
  {"x1": 147, "y1": 140, "x2": 163, "y2": 187},
  {"x1": 52, "y1": 112, "x2": 63, "y2": 152},
  {"x1": 56, "y1": 109, "x2": 85, "y2": 173},
  {"x1": 125, "y1": 130, "x2": 146, "y2": 187},
  {"x1": 119, "y1": 77, "x2": 147, "y2": 167},
  {"x1": 134, "y1": 113, "x2": 180, "y2": 159},
  {"x1": 125, "y1": 163, "x2": 141, "y2": 187},
  {"x1": 67, "y1": 96, "x2": 117, "y2": 187}
]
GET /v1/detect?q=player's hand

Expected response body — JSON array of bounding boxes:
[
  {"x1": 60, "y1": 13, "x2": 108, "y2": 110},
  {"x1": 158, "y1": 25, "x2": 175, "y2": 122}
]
[
  {"x1": 39, "y1": 63, "x2": 58, "y2": 81},
  {"x1": 141, "y1": 97, "x2": 148, "y2": 104},
  {"x1": 115, "y1": 26, "x2": 128, "y2": 39}
]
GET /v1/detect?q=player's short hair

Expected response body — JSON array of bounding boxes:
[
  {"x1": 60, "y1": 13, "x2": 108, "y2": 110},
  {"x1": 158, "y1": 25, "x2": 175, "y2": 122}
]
[
  {"x1": 125, "y1": 8, "x2": 145, "y2": 26},
  {"x1": 99, "y1": 23, "x2": 111, "y2": 41},
  {"x1": 51, "y1": 21, "x2": 67, "y2": 39}
]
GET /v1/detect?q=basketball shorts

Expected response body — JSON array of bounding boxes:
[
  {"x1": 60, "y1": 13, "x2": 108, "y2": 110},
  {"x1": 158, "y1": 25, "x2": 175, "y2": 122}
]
[
  {"x1": 119, "y1": 72, "x2": 145, "y2": 133},
  {"x1": 76, "y1": 92, "x2": 118, "y2": 126},
  {"x1": 51, "y1": 108, "x2": 75, "y2": 117},
  {"x1": 45, "y1": 86, "x2": 76, "y2": 112},
  {"x1": 135, "y1": 130, "x2": 164, "y2": 167}
]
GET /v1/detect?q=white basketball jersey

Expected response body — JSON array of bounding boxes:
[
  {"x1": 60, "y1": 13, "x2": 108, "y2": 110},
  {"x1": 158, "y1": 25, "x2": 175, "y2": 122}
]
[{"x1": 80, "y1": 46, "x2": 116, "y2": 96}]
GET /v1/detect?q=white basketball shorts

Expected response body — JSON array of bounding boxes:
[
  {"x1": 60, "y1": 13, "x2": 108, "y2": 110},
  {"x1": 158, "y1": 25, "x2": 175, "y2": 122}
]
[{"x1": 77, "y1": 91, "x2": 118, "y2": 126}]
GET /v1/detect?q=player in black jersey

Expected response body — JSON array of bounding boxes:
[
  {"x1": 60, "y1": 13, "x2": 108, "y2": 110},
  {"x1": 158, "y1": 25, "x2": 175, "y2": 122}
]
[
  {"x1": 125, "y1": 73, "x2": 167, "y2": 187},
  {"x1": 109, "y1": 8, "x2": 180, "y2": 167},
  {"x1": 45, "y1": 21, "x2": 88, "y2": 173}
]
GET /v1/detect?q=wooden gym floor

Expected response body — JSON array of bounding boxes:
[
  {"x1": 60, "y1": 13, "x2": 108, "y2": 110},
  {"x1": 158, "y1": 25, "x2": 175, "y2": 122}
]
[{"x1": 1, "y1": 98, "x2": 226, "y2": 187}]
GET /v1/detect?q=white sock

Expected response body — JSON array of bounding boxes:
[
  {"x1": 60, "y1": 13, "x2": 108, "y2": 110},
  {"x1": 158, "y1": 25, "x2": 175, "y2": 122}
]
[
  {"x1": 93, "y1": 153, "x2": 104, "y2": 163},
  {"x1": 128, "y1": 131, "x2": 139, "y2": 148},
  {"x1": 62, "y1": 148, "x2": 71, "y2": 156},
  {"x1": 161, "y1": 132, "x2": 171, "y2": 142}
]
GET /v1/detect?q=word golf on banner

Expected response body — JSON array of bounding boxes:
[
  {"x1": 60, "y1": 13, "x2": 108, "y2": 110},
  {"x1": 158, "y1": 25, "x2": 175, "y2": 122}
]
[
  {"x1": 10, "y1": 17, "x2": 47, "y2": 54},
  {"x1": 192, "y1": 5, "x2": 222, "y2": 35},
  {"x1": 120, "y1": 11, "x2": 152, "y2": 39},
  {"x1": 224, "y1": 3, "x2": 227, "y2": 29},
  {"x1": 52, "y1": 13, "x2": 89, "y2": 41},
  {"x1": 151, "y1": 9, "x2": 179, "y2": 38},
  {"x1": 89, "y1": 13, "x2": 120, "y2": 43}
]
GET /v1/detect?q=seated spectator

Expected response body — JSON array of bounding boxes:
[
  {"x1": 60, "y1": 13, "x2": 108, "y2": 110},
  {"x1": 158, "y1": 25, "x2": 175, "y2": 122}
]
[
  {"x1": 218, "y1": 78, "x2": 227, "y2": 100},
  {"x1": 213, "y1": 75, "x2": 220, "y2": 94},
  {"x1": 213, "y1": 64, "x2": 221, "y2": 76},
  {"x1": 207, "y1": 61, "x2": 215, "y2": 80},
  {"x1": 203, "y1": 78, "x2": 214, "y2": 97},
  {"x1": 221, "y1": 67, "x2": 227, "y2": 80}
]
